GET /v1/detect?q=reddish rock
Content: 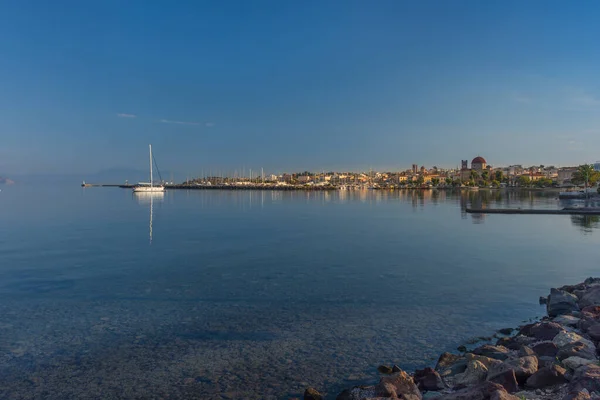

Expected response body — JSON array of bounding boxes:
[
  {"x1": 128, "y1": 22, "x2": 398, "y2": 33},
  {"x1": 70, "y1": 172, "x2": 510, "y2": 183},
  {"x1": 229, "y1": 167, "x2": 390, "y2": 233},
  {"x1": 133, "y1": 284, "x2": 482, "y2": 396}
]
[
  {"x1": 582, "y1": 305, "x2": 600, "y2": 317},
  {"x1": 525, "y1": 364, "x2": 568, "y2": 389},
  {"x1": 532, "y1": 342, "x2": 559, "y2": 358},
  {"x1": 518, "y1": 346, "x2": 535, "y2": 357},
  {"x1": 519, "y1": 322, "x2": 564, "y2": 341},
  {"x1": 414, "y1": 367, "x2": 445, "y2": 391},
  {"x1": 487, "y1": 369, "x2": 519, "y2": 393},
  {"x1": 378, "y1": 370, "x2": 422, "y2": 400}
]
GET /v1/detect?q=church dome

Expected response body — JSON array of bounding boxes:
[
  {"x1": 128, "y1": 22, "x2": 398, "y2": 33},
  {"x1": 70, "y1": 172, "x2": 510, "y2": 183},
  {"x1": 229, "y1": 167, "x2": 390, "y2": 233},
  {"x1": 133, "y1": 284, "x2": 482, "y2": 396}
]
[{"x1": 472, "y1": 156, "x2": 487, "y2": 164}]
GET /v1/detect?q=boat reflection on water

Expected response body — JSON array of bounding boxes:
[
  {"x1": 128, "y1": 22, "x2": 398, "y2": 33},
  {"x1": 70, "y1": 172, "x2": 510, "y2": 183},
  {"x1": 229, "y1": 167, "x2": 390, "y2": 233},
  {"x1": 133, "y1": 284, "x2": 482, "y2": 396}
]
[{"x1": 133, "y1": 192, "x2": 164, "y2": 243}]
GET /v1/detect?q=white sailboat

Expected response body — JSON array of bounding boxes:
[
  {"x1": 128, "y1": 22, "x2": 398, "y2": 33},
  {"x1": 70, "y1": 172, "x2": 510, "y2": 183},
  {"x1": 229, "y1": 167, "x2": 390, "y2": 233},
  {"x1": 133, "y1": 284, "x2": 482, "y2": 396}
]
[{"x1": 133, "y1": 144, "x2": 165, "y2": 192}]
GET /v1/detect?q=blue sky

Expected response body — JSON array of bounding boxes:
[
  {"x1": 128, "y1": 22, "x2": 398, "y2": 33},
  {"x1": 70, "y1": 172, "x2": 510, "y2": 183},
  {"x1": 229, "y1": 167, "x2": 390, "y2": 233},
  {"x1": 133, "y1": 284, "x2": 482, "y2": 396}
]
[{"x1": 1, "y1": 1, "x2": 600, "y2": 176}]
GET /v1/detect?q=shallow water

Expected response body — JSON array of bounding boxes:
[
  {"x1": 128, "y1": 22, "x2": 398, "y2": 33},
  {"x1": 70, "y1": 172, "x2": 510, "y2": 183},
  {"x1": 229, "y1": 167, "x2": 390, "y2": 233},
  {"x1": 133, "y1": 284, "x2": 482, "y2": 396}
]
[{"x1": 0, "y1": 185, "x2": 598, "y2": 399}]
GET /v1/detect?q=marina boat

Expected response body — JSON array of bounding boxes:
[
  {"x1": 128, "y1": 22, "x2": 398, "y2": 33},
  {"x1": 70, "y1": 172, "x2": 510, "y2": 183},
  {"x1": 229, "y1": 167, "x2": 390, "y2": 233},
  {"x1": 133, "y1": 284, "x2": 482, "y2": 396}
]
[
  {"x1": 559, "y1": 188, "x2": 596, "y2": 199},
  {"x1": 133, "y1": 144, "x2": 165, "y2": 193}
]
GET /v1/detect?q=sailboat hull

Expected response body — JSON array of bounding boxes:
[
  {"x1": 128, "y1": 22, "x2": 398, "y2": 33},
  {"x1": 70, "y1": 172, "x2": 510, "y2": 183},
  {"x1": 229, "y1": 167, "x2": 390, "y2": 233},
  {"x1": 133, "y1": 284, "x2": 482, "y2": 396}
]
[{"x1": 133, "y1": 186, "x2": 165, "y2": 192}]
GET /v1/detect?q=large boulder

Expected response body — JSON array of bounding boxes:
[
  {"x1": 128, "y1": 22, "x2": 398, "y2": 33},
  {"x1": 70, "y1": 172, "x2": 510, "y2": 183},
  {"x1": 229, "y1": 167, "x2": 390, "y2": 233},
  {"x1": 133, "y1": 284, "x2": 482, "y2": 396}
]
[
  {"x1": 532, "y1": 342, "x2": 559, "y2": 358},
  {"x1": 525, "y1": 364, "x2": 568, "y2": 388},
  {"x1": 496, "y1": 335, "x2": 536, "y2": 350},
  {"x1": 519, "y1": 321, "x2": 565, "y2": 341},
  {"x1": 563, "y1": 356, "x2": 595, "y2": 370},
  {"x1": 454, "y1": 360, "x2": 488, "y2": 386},
  {"x1": 579, "y1": 286, "x2": 600, "y2": 308},
  {"x1": 436, "y1": 352, "x2": 462, "y2": 370},
  {"x1": 508, "y1": 356, "x2": 539, "y2": 382},
  {"x1": 378, "y1": 370, "x2": 422, "y2": 400},
  {"x1": 569, "y1": 364, "x2": 600, "y2": 394},
  {"x1": 465, "y1": 353, "x2": 503, "y2": 369},
  {"x1": 414, "y1": 367, "x2": 445, "y2": 391},
  {"x1": 471, "y1": 345, "x2": 510, "y2": 361},
  {"x1": 554, "y1": 315, "x2": 581, "y2": 327},
  {"x1": 547, "y1": 288, "x2": 580, "y2": 317},
  {"x1": 487, "y1": 369, "x2": 519, "y2": 393},
  {"x1": 437, "y1": 382, "x2": 513, "y2": 400},
  {"x1": 557, "y1": 341, "x2": 597, "y2": 361},
  {"x1": 586, "y1": 324, "x2": 600, "y2": 341},
  {"x1": 553, "y1": 331, "x2": 595, "y2": 350},
  {"x1": 488, "y1": 356, "x2": 538, "y2": 385}
]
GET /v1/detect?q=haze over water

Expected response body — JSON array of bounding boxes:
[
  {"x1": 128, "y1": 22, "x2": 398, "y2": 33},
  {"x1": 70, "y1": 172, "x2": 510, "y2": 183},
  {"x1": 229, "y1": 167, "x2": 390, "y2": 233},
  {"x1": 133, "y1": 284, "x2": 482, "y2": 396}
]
[{"x1": 0, "y1": 184, "x2": 598, "y2": 399}]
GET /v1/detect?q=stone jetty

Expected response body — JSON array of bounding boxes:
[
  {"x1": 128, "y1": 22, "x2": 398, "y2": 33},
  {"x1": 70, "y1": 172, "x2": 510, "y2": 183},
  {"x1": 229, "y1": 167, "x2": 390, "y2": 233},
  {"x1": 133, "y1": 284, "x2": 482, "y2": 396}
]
[{"x1": 304, "y1": 278, "x2": 600, "y2": 400}]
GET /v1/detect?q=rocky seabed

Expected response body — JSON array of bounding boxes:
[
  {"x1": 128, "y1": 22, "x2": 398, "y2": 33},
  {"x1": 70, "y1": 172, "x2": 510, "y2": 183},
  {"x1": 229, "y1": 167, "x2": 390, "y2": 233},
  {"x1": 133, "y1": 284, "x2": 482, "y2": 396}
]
[{"x1": 304, "y1": 278, "x2": 600, "y2": 400}]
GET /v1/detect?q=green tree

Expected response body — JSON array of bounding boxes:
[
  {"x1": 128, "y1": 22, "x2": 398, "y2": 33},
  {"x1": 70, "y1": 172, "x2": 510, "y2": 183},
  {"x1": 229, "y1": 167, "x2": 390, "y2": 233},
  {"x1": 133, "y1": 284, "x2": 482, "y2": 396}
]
[
  {"x1": 416, "y1": 175, "x2": 425, "y2": 185},
  {"x1": 470, "y1": 170, "x2": 479, "y2": 181},
  {"x1": 481, "y1": 170, "x2": 490, "y2": 182},
  {"x1": 445, "y1": 177, "x2": 453, "y2": 185},
  {"x1": 517, "y1": 175, "x2": 531, "y2": 187},
  {"x1": 491, "y1": 180, "x2": 500, "y2": 187},
  {"x1": 431, "y1": 178, "x2": 440, "y2": 186},
  {"x1": 571, "y1": 164, "x2": 600, "y2": 187},
  {"x1": 494, "y1": 170, "x2": 504, "y2": 182}
]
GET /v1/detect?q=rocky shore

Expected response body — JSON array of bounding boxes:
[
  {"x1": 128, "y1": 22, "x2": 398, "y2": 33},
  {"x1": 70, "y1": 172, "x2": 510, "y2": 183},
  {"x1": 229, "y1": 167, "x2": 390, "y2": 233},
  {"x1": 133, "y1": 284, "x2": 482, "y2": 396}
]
[{"x1": 304, "y1": 278, "x2": 600, "y2": 400}]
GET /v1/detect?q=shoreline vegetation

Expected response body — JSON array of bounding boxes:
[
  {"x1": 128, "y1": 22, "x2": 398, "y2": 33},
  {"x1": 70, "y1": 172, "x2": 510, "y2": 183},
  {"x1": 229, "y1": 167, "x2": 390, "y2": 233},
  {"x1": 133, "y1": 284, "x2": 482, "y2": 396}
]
[{"x1": 303, "y1": 278, "x2": 600, "y2": 400}]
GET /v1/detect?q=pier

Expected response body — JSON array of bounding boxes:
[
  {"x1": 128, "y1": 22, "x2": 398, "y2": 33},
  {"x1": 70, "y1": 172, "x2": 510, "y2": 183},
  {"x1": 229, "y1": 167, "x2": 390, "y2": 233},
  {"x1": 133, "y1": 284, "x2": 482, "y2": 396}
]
[{"x1": 466, "y1": 208, "x2": 600, "y2": 215}]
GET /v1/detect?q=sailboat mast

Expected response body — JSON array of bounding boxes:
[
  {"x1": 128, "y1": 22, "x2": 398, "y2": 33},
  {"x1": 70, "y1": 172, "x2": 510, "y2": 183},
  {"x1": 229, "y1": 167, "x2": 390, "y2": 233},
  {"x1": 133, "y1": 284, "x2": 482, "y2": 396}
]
[{"x1": 149, "y1": 144, "x2": 153, "y2": 188}]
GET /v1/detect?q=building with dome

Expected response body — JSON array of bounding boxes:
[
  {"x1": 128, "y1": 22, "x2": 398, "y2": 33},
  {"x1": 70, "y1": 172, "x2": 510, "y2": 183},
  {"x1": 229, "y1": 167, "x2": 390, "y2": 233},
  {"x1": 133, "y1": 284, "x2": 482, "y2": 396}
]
[{"x1": 471, "y1": 156, "x2": 487, "y2": 171}]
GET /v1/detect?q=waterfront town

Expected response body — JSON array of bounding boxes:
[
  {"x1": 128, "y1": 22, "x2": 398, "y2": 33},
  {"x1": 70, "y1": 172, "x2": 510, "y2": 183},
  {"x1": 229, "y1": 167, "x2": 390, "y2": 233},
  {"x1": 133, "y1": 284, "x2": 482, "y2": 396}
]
[{"x1": 182, "y1": 156, "x2": 600, "y2": 191}]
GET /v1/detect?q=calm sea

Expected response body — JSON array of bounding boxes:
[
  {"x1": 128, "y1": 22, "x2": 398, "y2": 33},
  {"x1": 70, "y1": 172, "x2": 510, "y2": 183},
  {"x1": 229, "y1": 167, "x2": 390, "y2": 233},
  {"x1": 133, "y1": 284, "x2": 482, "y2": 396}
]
[{"x1": 0, "y1": 184, "x2": 598, "y2": 399}]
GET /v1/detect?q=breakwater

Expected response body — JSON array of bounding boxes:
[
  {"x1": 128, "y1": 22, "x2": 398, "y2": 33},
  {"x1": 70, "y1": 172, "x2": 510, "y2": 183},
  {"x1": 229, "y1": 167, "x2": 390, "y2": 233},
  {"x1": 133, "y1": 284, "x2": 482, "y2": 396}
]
[{"x1": 305, "y1": 278, "x2": 600, "y2": 400}]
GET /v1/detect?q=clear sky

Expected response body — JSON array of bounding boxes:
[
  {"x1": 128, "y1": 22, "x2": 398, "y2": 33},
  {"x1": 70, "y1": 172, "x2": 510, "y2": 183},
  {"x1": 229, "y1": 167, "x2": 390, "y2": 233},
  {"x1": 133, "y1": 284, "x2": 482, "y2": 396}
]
[{"x1": 1, "y1": 1, "x2": 600, "y2": 176}]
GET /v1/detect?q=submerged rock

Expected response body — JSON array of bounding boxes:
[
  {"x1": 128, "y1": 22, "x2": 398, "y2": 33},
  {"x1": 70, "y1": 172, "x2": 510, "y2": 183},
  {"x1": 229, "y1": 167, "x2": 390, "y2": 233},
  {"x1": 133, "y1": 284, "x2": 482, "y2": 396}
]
[{"x1": 377, "y1": 365, "x2": 393, "y2": 374}]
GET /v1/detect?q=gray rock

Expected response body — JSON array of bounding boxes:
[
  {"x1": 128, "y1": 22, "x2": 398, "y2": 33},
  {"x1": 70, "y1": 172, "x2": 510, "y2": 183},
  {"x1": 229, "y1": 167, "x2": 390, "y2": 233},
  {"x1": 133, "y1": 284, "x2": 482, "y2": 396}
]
[
  {"x1": 579, "y1": 287, "x2": 600, "y2": 309},
  {"x1": 414, "y1": 367, "x2": 445, "y2": 391},
  {"x1": 587, "y1": 324, "x2": 600, "y2": 341},
  {"x1": 533, "y1": 342, "x2": 559, "y2": 358},
  {"x1": 488, "y1": 356, "x2": 538, "y2": 385},
  {"x1": 519, "y1": 346, "x2": 536, "y2": 357},
  {"x1": 548, "y1": 288, "x2": 580, "y2": 317},
  {"x1": 496, "y1": 335, "x2": 536, "y2": 350},
  {"x1": 437, "y1": 382, "x2": 511, "y2": 400},
  {"x1": 554, "y1": 315, "x2": 581, "y2": 327},
  {"x1": 377, "y1": 369, "x2": 422, "y2": 400},
  {"x1": 487, "y1": 369, "x2": 519, "y2": 393},
  {"x1": 563, "y1": 357, "x2": 595, "y2": 370},
  {"x1": 570, "y1": 364, "x2": 600, "y2": 394},
  {"x1": 454, "y1": 360, "x2": 488, "y2": 386},
  {"x1": 520, "y1": 321, "x2": 565, "y2": 341},
  {"x1": 554, "y1": 332, "x2": 595, "y2": 350},
  {"x1": 472, "y1": 345, "x2": 511, "y2": 360},
  {"x1": 436, "y1": 353, "x2": 462, "y2": 371},
  {"x1": 562, "y1": 390, "x2": 592, "y2": 400},
  {"x1": 557, "y1": 341, "x2": 597, "y2": 361},
  {"x1": 526, "y1": 364, "x2": 568, "y2": 388}
]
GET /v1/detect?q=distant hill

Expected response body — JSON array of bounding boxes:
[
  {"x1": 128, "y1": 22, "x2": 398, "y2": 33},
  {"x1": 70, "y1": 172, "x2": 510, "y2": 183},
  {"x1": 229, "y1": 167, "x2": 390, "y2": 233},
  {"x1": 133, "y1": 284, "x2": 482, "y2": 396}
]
[{"x1": 0, "y1": 177, "x2": 15, "y2": 184}]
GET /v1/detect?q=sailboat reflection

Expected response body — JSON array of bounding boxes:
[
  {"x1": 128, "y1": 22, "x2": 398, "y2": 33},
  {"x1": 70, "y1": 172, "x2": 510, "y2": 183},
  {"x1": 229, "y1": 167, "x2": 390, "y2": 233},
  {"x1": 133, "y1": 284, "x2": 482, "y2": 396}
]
[{"x1": 133, "y1": 192, "x2": 164, "y2": 242}]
